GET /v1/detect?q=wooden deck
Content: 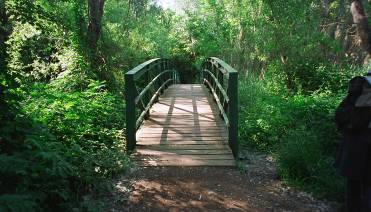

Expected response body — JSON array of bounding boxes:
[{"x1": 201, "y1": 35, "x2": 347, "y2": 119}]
[{"x1": 133, "y1": 84, "x2": 235, "y2": 166}]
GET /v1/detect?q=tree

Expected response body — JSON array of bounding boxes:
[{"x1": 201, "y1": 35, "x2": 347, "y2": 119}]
[
  {"x1": 350, "y1": 0, "x2": 371, "y2": 62},
  {"x1": 88, "y1": 0, "x2": 105, "y2": 53}
]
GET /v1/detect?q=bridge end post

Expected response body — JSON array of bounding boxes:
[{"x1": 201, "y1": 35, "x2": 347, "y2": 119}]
[
  {"x1": 228, "y1": 72, "x2": 239, "y2": 158},
  {"x1": 125, "y1": 73, "x2": 136, "y2": 152}
]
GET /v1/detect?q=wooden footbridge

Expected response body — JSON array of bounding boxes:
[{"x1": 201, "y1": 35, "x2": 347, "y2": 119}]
[{"x1": 125, "y1": 58, "x2": 238, "y2": 166}]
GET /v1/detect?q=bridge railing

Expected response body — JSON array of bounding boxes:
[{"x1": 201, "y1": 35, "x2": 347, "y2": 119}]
[
  {"x1": 125, "y1": 58, "x2": 179, "y2": 151},
  {"x1": 202, "y1": 57, "x2": 238, "y2": 157}
]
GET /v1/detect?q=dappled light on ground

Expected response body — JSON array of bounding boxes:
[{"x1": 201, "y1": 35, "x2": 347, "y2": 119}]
[
  {"x1": 128, "y1": 179, "x2": 249, "y2": 211},
  {"x1": 109, "y1": 157, "x2": 336, "y2": 212}
]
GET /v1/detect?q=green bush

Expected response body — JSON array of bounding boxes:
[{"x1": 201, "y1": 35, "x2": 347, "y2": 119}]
[
  {"x1": 238, "y1": 77, "x2": 289, "y2": 150},
  {"x1": 22, "y1": 80, "x2": 128, "y2": 182},
  {"x1": 0, "y1": 80, "x2": 128, "y2": 210},
  {"x1": 277, "y1": 127, "x2": 345, "y2": 200},
  {"x1": 266, "y1": 60, "x2": 361, "y2": 94},
  {"x1": 238, "y1": 72, "x2": 349, "y2": 200},
  {"x1": 23, "y1": 81, "x2": 125, "y2": 148}
]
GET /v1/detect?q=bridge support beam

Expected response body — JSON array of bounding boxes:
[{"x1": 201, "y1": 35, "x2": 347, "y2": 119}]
[
  {"x1": 228, "y1": 72, "x2": 239, "y2": 158},
  {"x1": 125, "y1": 74, "x2": 136, "y2": 151}
]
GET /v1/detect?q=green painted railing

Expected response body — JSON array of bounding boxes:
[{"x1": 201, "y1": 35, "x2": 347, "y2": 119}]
[
  {"x1": 125, "y1": 58, "x2": 179, "y2": 151},
  {"x1": 202, "y1": 57, "x2": 239, "y2": 157}
]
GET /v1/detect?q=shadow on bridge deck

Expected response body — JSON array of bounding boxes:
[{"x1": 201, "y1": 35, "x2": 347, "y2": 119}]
[{"x1": 133, "y1": 84, "x2": 235, "y2": 166}]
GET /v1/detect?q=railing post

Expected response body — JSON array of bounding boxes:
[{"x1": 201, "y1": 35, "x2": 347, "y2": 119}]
[
  {"x1": 125, "y1": 73, "x2": 136, "y2": 151},
  {"x1": 228, "y1": 72, "x2": 238, "y2": 157}
]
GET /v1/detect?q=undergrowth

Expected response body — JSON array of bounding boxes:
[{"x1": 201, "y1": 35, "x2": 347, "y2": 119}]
[
  {"x1": 238, "y1": 64, "x2": 366, "y2": 201},
  {"x1": 0, "y1": 80, "x2": 129, "y2": 211}
]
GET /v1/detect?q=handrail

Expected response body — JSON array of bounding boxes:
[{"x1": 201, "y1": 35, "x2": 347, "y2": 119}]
[
  {"x1": 203, "y1": 77, "x2": 229, "y2": 126},
  {"x1": 125, "y1": 58, "x2": 179, "y2": 151},
  {"x1": 201, "y1": 57, "x2": 239, "y2": 157},
  {"x1": 135, "y1": 70, "x2": 175, "y2": 104}
]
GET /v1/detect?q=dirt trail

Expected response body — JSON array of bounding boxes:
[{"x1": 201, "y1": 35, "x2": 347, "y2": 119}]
[{"x1": 106, "y1": 152, "x2": 339, "y2": 212}]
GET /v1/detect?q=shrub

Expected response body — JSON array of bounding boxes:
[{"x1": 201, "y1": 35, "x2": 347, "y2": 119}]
[
  {"x1": 238, "y1": 73, "x2": 348, "y2": 200},
  {"x1": 276, "y1": 127, "x2": 345, "y2": 200},
  {"x1": 238, "y1": 77, "x2": 289, "y2": 150},
  {"x1": 0, "y1": 80, "x2": 128, "y2": 210}
]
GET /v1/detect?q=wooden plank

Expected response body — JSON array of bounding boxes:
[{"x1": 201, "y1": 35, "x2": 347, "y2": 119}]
[
  {"x1": 158, "y1": 99, "x2": 211, "y2": 102},
  {"x1": 137, "y1": 137, "x2": 228, "y2": 142},
  {"x1": 164, "y1": 92, "x2": 210, "y2": 94},
  {"x1": 164, "y1": 90, "x2": 205, "y2": 92},
  {"x1": 133, "y1": 154, "x2": 234, "y2": 160},
  {"x1": 151, "y1": 104, "x2": 216, "y2": 108},
  {"x1": 135, "y1": 148, "x2": 232, "y2": 155},
  {"x1": 150, "y1": 107, "x2": 217, "y2": 111},
  {"x1": 159, "y1": 96, "x2": 210, "y2": 99},
  {"x1": 157, "y1": 100, "x2": 212, "y2": 103},
  {"x1": 148, "y1": 113, "x2": 221, "y2": 117},
  {"x1": 164, "y1": 91, "x2": 206, "y2": 93},
  {"x1": 138, "y1": 144, "x2": 230, "y2": 150},
  {"x1": 162, "y1": 93, "x2": 206, "y2": 95},
  {"x1": 149, "y1": 116, "x2": 220, "y2": 119},
  {"x1": 162, "y1": 95, "x2": 209, "y2": 97},
  {"x1": 138, "y1": 131, "x2": 228, "y2": 135},
  {"x1": 138, "y1": 127, "x2": 227, "y2": 133},
  {"x1": 136, "y1": 140, "x2": 228, "y2": 145},
  {"x1": 150, "y1": 108, "x2": 217, "y2": 112},
  {"x1": 134, "y1": 159, "x2": 235, "y2": 167},
  {"x1": 141, "y1": 124, "x2": 226, "y2": 128},
  {"x1": 145, "y1": 119, "x2": 225, "y2": 123},
  {"x1": 157, "y1": 102, "x2": 214, "y2": 105},
  {"x1": 138, "y1": 128, "x2": 227, "y2": 133},
  {"x1": 153, "y1": 105, "x2": 215, "y2": 108},
  {"x1": 149, "y1": 114, "x2": 220, "y2": 118},
  {"x1": 148, "y1": 115, "x2": 222, "y2": 118},
  {"x1": 142, "y1": 122, "x2": 227, "y2": 127},
  {"x1": 137, "y1": 134, "x2": 228, "y2": 139},
  {"x1": 163, "y1": 87, "x2": 208, "y2": 90},
  {"x1": 139, "y1": 126, "x2": 227, "y2": 129},
  {"x1": 150, "y1": 109, "x2": 221, "y2": 118},
  {"x1": 138, "y1": 134, "x2": 228, "y2": 138}
]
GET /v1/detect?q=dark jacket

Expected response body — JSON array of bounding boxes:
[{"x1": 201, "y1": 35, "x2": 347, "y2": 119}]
[{"x1": 334, "y1": 76, "x2": 371, "y2": 183}]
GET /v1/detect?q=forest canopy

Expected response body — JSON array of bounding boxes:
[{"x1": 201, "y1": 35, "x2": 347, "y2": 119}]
[{"x1": 0, "y1": 0, "x2": 370, "y2": 210}]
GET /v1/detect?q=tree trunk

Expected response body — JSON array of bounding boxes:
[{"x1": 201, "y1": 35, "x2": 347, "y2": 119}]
[
  {"x1": 0, "y1": 1, "x2": 9, "y2": 71},
  {"x1": 350, "y1": 0, "x2": 371, "y2": 61},
  {"x1": 87, "y1": 0, "x2": 105, "y2": 52}
]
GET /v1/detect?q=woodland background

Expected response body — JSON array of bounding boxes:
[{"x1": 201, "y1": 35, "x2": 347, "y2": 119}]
[{"x1": 0, "y1": 0, "x2": 370, "y2": 210}]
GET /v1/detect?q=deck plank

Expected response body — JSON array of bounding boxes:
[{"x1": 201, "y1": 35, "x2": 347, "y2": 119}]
[
  {"x1": 134, "y1": 84, "x2": 234, "y2": 167},
  {"x1": 135, "y1": 159, "x2": 235, "y2": 167}
]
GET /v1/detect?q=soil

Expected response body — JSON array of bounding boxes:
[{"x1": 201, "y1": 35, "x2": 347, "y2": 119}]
[{"x1": 104, "y1": 151, "x2": 340, "y2": 212}]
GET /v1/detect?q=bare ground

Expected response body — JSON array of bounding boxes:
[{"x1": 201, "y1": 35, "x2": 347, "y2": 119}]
[{"x1": 104, "y1": 151, "x2": 340, "y2": 212}]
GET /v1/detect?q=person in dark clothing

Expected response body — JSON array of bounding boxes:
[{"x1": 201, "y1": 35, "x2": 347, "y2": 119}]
[{"x1": 335, "y1": 73, "x2": 371, "y2": 212}]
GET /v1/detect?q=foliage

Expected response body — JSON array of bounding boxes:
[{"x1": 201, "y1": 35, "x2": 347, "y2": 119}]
[
  {"x1": 23, "y1": 81, "x2": 125, "y2": 149},
  {"x1": 1, "y1": 0, "x2": 370, "y2": 209},
  {"x1": 277, "y1": 127, "x2": 345, "y2": 200},
  {"x1": 238, "y1": 65, "x2": 364, "y2": 200},
  {"x1": 182, "y1": 0, "x2": 368, "y2": 201},
  {"x1": 0, "y1": 80, "x2": 128, "y2": 210},
  {"x1": 1, "y1": 0, "x2": 129, "y2": 210},
  {"x1": 100, "y1": 0, "x2": 190, "y2": 90},
  {"x1": 5, "y1": 0, "x2": 90, "y2": 89}
]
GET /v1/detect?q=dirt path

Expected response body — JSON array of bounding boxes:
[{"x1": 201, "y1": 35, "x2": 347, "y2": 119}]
[{"x1": 105, "y1": 152, "x2": 339, "y2": 211}]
